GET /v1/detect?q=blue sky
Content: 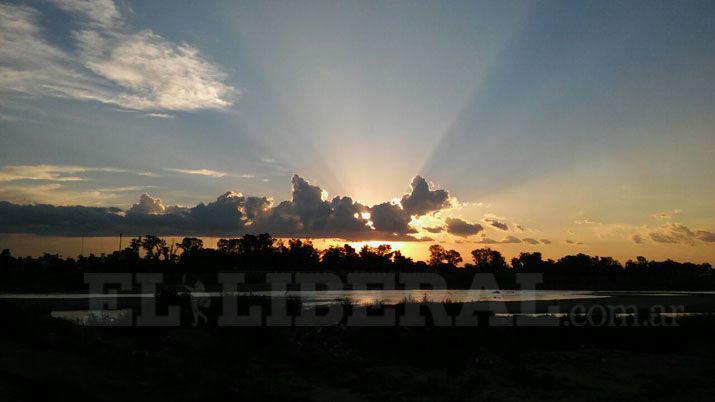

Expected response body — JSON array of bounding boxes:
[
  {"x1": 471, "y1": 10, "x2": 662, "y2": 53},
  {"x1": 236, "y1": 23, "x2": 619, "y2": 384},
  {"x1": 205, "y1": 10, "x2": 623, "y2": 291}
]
[{"x1": 1, "y1": 0, "x2": 714, "y2": 262}]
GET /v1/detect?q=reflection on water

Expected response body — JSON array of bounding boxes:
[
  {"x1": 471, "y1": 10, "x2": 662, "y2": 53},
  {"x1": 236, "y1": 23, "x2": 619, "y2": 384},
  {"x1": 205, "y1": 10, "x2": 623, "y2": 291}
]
[
  {"x1": 0, "y1": 289, "x2": 607, "y2": 304},
  {"x1": 50, "y1": 309, "x2": 132, "y2": 325},
  {"x1": 248, "y1": 289, "x2": 609, "y2": 306}
]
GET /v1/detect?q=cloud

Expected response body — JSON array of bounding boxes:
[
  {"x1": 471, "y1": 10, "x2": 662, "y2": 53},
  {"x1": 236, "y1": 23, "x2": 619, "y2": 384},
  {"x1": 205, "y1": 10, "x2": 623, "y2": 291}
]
[
  {"x1": 0, "y1": 165, "x2": 87, "y2": 182},
  {"x1": 651, "y1": 209, "x2": 683, "y2": 220},
  {"x1": 565, "y1": 240, "x2": 584, "y2": 245},
  {"x1": 0, "y1": 1, "x2": 234, "y2": 113},
  {"x1": 0, "y1": 164, "x2": 153, "y2": 182},
  {"x1": 522, "y1": 238, "x2": 539, "y2": 244},
  {"x1": 50, "y1": 0, "x2": 120, "y2": 28},
  {"x1": 145, "y1": 112, "x2": 173, "y2": 119},
  {"x1": 500, "y1": 235, "x2": 522, "y2": 244},
  {"x1": 647, "y1": 223, "x2": 715, "y2": 245},
  {"x1": 0, "y1": 183, "x2": 127, "y2": 206},
  {"x1": 400, "y1": 176, "x2": 451, "y2": 216},
  {"x1": 0, "y1": 175, "x2": 456, "y2": 239},
  {"x1": 648, "y1": 223, "x2": 696, "y2": 245},
  {"x1": 475, "y1": 238, "x2": 498, "y2": 244},
  {"x1": 423, "y1": 226, "x2": 444, "y2": 233},
  {"x1": 539, "y1": 239, "x2": 551, "y2": 245},
  {"x1": 631, "y1": 234, "x2": 645, "y2": 244},
  {"x1": 165, "y1": 168, "x2": 256, "y2": 179},
  {"x1": 483, "y1": 217, "x2": 508, "y2": 231},
  {"x1": 574, "y1": 218, "x2": 596, "y2": 225},
  {"x1": 369, "y1": 202, "x2": 414, "y2": 235},
  {"x1": 698, "y1": 231, "x2": 715, "y2": 243},
  {"x1": 445, "y1": 218, "x2": 483, "y2": 237},
  {"x1": 127, "y1": 193, "x2": 166, "y2": 215},
  {"x1": 165, "y1": 168, "x2": 229, "y2": 178}
]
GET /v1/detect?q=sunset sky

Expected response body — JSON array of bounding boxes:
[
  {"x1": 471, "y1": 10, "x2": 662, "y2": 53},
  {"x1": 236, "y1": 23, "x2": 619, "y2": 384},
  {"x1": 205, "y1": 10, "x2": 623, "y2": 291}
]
[{"x1": 1, "y1": 0, "x2": 714, "y2": 263}]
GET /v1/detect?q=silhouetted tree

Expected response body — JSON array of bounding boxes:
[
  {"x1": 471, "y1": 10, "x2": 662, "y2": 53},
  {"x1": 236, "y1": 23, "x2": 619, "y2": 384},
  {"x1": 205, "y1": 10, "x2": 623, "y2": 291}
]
[
  {"x1": 358, "y1": 244, "x2": 394, "y2": 270},
  {"x1": 178, "y1": 237, "x2": 204, "y2": 255},
  {"x1": 321, "y1": 244, "x2": 359, "y2": 270},
  {"x1": 392, "y1": 250, "x2": 414, "y2": 271},
  {"x1": 470, "y1": 247, "x2": 507, "y2": 272},
  {"x1": 281, "y1": 239, "x2": 320, "y2": 270},
  {"x1": 135, "y1": 235, "x2": 167, "y2": 260},
  {"x1": 217, "y1": 238, "x2": 241, "y2": 254},
  {"x1": 428, "y1": 244, "x2": 462, "y2": 267},
  {"x1": 511, "y1": 252, "x2": 543, "y2": 272}
]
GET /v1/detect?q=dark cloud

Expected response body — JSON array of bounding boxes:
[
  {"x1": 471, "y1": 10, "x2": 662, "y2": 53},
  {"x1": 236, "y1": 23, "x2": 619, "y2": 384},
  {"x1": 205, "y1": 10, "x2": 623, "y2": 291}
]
[
  {"x1": 368, "y1": 202, "x2": 415, "y2": 235},
  {"x1": 475, "y1": 238, "x2": 498, "y2": 244},
  {"x1": 647, "y1": 225, "x2": 715, "y2": 245},
  {"x1": 522, "y1": 238, "x2": 539, "y2": 244},
  {"x1": 500, "y1": 235, "x2": 522, "y2": 244},
  {"x1": 539, "y1": 239, "x2": 551, "y2": 245},
  {"x1": 423, "y1": 226, "x2": 444, "y2": 233},
  {"x1": 631, "y1": 234, "x2": 645, "y2": 244},
  {"x1": 0, "y1": 201, "x2": 124, "y2": 236},
  {"x1": 484, "y1": 217, "x2": 508, "y2": 231},
  {"x1": 648, "y1": 224, "x2": 701, "y2": 245},
  {"x1": 399, "y1": 176, "x2": 450, "y2": 216},
  {"x1": 698, "y1": 231, "x2": 715, "y2": 243},
  {"x1": 0, "y1": 174, "x2": 454, "y2": 240},
  {"x1": 445, "y1": 218, "x2": 483, "y2": 237}
]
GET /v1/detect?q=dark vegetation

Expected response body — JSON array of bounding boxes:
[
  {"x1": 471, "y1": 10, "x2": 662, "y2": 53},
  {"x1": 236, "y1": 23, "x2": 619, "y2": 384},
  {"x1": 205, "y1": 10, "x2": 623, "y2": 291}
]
[
  {"x1": 2, "y1": 302, "x2": 715, "y2": 401},
  {"x1": 0, "y1": 233, "x2": 713, "y2": 291}
]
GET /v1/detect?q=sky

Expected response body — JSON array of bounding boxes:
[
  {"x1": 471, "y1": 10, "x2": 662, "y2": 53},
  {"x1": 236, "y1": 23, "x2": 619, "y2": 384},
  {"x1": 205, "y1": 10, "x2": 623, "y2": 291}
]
[{"x1": 1, "y1": 0, "x2": 714, "y2": 264}]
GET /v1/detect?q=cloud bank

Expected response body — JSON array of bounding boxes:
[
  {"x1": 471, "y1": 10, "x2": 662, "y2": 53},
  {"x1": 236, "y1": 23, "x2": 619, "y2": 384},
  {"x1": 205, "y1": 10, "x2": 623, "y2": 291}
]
[{"x1": 0, "y1": 175, "x2": 459, "y2": 240}]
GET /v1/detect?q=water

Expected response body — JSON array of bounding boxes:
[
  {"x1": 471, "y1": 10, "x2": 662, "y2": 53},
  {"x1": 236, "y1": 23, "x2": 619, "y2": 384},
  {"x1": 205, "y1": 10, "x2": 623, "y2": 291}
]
[
  {"x1": 0, "y1": 289, "x2": 606, "y2": 305},
  {"x1": 246, "y1": 289, "x2": 609, "y2": 306},
  {"x1": 5, "y1": 289, "x2": 715, "y2": 325}
]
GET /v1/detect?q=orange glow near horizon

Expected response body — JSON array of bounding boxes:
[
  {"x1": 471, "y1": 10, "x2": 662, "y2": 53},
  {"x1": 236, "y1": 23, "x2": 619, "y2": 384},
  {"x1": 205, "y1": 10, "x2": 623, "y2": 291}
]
[{"x1": 1, "y1": 234, "x2": 714, "y2": 267}]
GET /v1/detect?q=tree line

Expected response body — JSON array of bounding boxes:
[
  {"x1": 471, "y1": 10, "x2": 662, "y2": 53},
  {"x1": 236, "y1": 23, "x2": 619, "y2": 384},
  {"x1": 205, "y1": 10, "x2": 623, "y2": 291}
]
[{"x1": 0, "y1": 233, "x2": 711, "y2": 276}]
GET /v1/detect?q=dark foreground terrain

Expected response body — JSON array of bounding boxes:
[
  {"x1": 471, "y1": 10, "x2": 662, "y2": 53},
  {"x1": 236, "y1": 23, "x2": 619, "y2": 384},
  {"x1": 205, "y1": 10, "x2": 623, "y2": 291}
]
[{"x1": 1, "y1": 303, "x2": 715, "y2": 401}]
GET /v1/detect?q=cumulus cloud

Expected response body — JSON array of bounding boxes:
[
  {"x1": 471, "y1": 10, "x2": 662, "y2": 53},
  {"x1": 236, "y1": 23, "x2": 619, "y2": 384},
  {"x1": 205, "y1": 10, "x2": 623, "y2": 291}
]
[
  {"x1": 483, "y1": 217, "x2": 508, "y2": 231},
  {"x1": 400, "y1": 176, "x2": 450, "y2": 216},
  {"x1": 500, "y1": 235, "x2": 522, "y2": 244},
  {"x1": 127, "y1": 193, "x2": 166, "y2": 215},
  {"x1": 445, "y1": 218, "x2": 483, "y2": 237},
  {"x1": 522, "y1": 238, "x2": 539, "y2": 244},
  {"x1": 0, "y1": 175, "x2": 455, "y2": 239},
  {"x1": 0, "y1": 1, "x2": 234, "y2": 113}
]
